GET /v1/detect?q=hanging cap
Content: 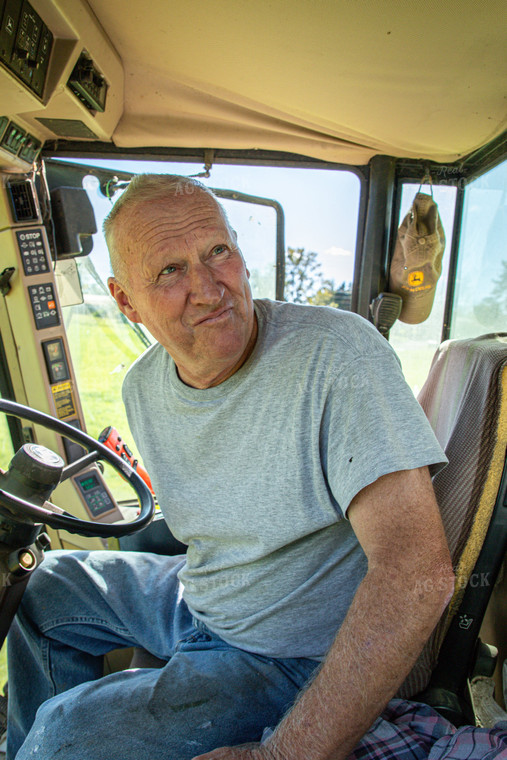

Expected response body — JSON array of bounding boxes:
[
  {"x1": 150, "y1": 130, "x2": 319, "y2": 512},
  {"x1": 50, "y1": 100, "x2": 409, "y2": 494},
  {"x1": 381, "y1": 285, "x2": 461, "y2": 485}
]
[{"x1": 388, "y1": 192, "x2": 445, "y2": 324}]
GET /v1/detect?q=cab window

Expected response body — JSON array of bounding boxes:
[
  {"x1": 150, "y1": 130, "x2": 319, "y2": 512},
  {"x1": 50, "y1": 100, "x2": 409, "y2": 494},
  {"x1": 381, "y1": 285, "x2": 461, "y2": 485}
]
[{"x1": 450, "y1": 160, "x2": 507, "y2": 339}]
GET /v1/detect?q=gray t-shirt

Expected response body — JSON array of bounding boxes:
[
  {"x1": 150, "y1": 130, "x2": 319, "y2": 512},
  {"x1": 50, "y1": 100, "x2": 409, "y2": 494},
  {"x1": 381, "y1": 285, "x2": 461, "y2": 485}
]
[{"x1": 123, "y1": 299, "x2": 446, "y2": 659}]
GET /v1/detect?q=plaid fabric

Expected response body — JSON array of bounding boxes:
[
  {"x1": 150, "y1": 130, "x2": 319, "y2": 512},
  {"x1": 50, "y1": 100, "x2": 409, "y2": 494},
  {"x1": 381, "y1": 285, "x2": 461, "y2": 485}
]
[{"x1": 348, "y1": 700, "x2": 507, "y2": 760}]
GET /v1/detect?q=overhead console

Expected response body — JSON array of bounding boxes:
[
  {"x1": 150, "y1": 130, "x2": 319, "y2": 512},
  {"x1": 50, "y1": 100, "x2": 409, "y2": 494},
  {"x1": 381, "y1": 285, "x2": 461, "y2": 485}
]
[{"x1": 0, "y1": 0, "x2": 123, "y2": 172}]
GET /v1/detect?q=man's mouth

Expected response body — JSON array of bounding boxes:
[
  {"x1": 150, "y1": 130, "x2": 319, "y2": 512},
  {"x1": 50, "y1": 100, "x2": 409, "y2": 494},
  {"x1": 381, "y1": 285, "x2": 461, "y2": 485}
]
[{"x1": 194, "y1": 306, "x2": 233, "y2": 326}]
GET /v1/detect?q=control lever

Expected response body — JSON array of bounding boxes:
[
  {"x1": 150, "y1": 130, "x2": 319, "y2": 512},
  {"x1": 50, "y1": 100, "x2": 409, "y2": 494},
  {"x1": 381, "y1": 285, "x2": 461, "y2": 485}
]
[{"x1": 98, "y1": 427, "x2": 155, "y2": 495}]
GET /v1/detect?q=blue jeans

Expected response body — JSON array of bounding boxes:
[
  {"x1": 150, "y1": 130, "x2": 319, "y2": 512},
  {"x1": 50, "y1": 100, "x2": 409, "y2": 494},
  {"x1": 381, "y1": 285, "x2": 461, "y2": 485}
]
[{"x1": 7, "y1": 550, "x2": 319, "y2": 760}]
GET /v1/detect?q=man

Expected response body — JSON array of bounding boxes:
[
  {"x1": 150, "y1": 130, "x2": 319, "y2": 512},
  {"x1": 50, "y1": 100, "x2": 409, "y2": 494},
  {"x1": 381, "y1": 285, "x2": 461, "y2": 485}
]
[{"x1": 7, "y1": 175, "x2": 453, "y2": 760}]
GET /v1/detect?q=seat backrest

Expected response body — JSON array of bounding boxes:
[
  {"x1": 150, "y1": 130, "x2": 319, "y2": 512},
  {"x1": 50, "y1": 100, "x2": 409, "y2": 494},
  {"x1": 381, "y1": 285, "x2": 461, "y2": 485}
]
[{"x1": 399, "y1": 333, "x2": 507, "y2": 701}]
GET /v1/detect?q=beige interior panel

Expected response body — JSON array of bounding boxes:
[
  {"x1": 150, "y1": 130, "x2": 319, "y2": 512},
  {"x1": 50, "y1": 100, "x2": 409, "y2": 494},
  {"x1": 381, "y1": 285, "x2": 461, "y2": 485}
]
[
  {"x1": 88, "y1": 0, "x2": 507, "y2": 162},
  {"x1": 0, "y1": 0, "x2": 505, "y2": 167}
]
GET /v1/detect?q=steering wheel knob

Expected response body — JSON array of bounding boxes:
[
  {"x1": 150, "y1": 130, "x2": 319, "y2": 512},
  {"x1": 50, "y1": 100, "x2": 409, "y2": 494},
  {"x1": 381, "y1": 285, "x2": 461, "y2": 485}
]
[{"x1": 9, "y1": 443, "x2": 64, "y2": 489}]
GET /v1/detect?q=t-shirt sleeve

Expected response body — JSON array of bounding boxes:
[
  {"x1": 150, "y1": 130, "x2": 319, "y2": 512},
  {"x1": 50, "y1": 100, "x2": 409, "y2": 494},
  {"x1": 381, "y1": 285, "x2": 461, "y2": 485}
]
[{"x1": 323, "y1": 349, "x2": 447, "y2": 516}]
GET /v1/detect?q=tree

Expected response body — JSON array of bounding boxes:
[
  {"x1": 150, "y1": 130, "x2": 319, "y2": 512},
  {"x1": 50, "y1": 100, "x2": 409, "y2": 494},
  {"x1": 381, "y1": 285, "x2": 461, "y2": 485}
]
[
  {"x1": 492, "y1": 260, "x2": 507, "y2": 314},
  {"x1": 333, "y1": 281, "x2": 353, "y2": 310},
  {"x1": 284, "y1": 247, "x2": 322, "y2": 303},
  {"x1": 308, "y1": 280, "x2": 340, "y2": 308},
  {"x1": 285, "y1": 248, "x2": 353, "y2": 309},
  {"x1": 474, "y1": 259, "x2": 507, "y2": 326}
]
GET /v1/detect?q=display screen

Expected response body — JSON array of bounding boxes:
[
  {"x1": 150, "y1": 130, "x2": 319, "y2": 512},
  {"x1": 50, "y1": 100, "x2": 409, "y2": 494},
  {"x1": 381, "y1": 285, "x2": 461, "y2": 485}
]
[{"x1": 79, "y1": 474, "x2": 99, "y2": 492}]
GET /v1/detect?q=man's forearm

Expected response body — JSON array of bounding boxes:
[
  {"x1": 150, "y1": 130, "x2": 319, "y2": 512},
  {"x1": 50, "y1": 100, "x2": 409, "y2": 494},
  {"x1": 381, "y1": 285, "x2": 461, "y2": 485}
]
[{"x1": 264, "y1": 560, "x2": 453, "y2": 760}]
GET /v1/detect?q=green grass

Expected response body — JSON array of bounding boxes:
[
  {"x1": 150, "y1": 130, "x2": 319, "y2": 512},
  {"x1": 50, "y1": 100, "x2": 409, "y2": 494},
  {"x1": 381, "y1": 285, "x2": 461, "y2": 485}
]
[
  {"x1": 0, "y1": 416, "x2": 15, "y2": 470},
  {"x1": 0, "y1": 646, "x2": 6, "y2": 694},
  {"x1": 390, "y1": 342, "x2": 440, "y2": 395}
]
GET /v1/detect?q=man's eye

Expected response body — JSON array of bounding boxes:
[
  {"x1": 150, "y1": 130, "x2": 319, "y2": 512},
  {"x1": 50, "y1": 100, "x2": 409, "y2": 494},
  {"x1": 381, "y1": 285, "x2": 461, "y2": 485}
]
[
  {"x1": 211, "y1": 245, "x2": 227, "y2": 256},
  {"x1": 160, "y1": 265, "x2": 177, "y2": 275}
]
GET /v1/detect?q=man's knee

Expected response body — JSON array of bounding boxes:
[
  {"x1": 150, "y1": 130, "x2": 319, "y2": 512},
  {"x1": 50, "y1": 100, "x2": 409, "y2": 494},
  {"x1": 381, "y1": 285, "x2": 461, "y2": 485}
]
[{"x1": 16, "y1": 550, "x2": 92, "y2": 625}]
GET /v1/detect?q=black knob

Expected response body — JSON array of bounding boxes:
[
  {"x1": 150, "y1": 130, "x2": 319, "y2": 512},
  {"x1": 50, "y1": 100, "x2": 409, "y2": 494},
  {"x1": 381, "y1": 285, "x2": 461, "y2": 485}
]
[{"x1": 9, "y1": 444, "x2": 64, "y2": 489}]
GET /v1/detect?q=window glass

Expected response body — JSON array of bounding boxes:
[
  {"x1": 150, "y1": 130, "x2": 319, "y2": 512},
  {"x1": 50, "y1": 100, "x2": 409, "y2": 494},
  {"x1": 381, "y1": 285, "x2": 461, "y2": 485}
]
[
  {"x1": 62, "y1": 250, "x2": 151, "y2": 500},
  {"x1": 60, "y1": 161, "x2": 360, "y2": 498},
  {"x1": 69, "y1": 159, "x2": 361, "y2": 303},
  {"x1": 0, "y1": 405, "x2": 13, "y2": 687},
  {"x1": 0, "y1": 405, "x2": 14, "y2": 465},
  {"x1": 388, "y1": 183, "x2": 457, "y2": 395},
  {"x1": 450, "y1": 161, "x2": 507, "y2": 339}
]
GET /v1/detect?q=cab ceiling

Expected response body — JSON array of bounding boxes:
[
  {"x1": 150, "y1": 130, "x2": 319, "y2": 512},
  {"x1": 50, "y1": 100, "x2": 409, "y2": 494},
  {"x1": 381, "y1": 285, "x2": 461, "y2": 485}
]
[{"x1": 60, "y1": 0, "x2": 507, "y2": 164}]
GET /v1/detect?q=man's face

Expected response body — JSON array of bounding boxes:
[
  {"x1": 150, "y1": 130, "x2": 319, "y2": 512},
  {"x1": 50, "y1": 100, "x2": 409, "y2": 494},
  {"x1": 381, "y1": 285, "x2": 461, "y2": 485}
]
[{"x1": 108, "y1": 191, "x2": 256, "y2": 388}]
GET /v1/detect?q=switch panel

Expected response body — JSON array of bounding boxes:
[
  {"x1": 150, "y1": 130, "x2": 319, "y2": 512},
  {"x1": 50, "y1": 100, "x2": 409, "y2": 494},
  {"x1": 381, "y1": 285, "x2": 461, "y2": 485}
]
[
  {"x1": 1, "y1": 121, "x2": 26, "y2": 154},
  {"x1": 0, "y1": 0, "x2": 53, "y2": 99},
  {"x1": 67, "y1": 52, "x2": 107, "y2": 112},
  {"x1": 16, "y1": 228, "x2": 50, "y2": 275},
  {"x1": 28, "y1": 282, "x2": 61, "y2": 330}
]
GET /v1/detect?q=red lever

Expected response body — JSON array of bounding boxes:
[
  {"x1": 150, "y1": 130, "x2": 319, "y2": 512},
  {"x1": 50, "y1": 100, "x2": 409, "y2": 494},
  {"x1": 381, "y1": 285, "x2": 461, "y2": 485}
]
[{"x1": 98, "y1": 426, "x2": 155, "y2": 495}]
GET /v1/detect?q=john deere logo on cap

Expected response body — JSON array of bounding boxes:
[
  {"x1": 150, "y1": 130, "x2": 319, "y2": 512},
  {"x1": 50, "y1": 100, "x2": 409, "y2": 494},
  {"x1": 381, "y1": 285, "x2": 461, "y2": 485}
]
[{"x1": 408, "y1": 271, "x2": 424, "y2": 288}]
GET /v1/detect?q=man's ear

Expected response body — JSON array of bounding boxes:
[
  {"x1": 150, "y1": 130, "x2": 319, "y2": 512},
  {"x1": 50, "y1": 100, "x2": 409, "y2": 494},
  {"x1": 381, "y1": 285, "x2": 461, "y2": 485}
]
[{"x1": 108, "y1": 277, "x2": 142, "y2": 323}]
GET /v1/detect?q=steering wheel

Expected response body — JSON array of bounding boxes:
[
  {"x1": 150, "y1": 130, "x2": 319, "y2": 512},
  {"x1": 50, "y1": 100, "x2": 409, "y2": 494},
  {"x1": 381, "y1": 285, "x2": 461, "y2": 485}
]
[{"x1": 0, "y1": 399, "x2": 155, "y2": 538}]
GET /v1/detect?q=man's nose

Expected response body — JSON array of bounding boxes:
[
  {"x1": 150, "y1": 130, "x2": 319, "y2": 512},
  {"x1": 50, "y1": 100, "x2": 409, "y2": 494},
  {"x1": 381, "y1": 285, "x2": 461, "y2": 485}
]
[{"x1": 188, "y1": 261, "x2": 223, "y2": 305}]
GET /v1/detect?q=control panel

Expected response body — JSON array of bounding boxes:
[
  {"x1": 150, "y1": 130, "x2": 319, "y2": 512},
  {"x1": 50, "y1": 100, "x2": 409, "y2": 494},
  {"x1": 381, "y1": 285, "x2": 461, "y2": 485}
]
[
  {"x1": 0, "y1": 0, "x2": 124, "y2": 171},
  {"x1": 0, "y1": 118, "x2": 41, "y2": 164},
  {"x1": 28, "y1": 282, "x2": 60, "y2": 329},
  {"x1": 9, "y1": 223, "x2": 84, "y2": 430},
  {"x1": 41, "y1": 336, "x2": 70, "y2": 383},
  {"x1": 0, "y1": 0, "x2": 53, "y2": 99},
  {"x1": 0, "y1": 176, "x2": 124, "y2": 547},
  {"x1": 67, "y1": 51, "x2": 108, "y2": 113},
  {"x1": 17, "y1": 228, "x2": 50, "y2": 274},
  {"x1": 73, "y1": 467, "x2": 118, "y2": 520}
]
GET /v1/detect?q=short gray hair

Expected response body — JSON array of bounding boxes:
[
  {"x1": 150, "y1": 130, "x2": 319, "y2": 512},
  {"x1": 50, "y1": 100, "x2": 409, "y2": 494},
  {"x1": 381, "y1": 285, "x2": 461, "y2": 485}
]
[{"x1": 103, "y1": 174, "x2": 221, "y2": 284}]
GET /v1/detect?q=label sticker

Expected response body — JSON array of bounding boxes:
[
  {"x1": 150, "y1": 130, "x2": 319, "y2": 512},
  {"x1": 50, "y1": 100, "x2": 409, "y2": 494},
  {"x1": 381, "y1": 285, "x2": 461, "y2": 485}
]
[{"x1": 52, "y1": 381, "x2": 76, "y2": 419}]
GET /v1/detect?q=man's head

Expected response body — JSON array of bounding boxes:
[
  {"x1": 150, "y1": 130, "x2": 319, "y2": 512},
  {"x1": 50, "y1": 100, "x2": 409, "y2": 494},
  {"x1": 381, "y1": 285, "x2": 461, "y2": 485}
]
[{"x1": 105, "y1": 174, "x2": 257, "y2": 389}]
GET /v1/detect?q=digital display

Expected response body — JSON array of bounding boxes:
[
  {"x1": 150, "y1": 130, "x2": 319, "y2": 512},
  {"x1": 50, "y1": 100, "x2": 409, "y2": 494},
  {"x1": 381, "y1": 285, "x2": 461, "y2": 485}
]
[{"x1": 79, "y1": 475, "x2": 99, "y2": 492}]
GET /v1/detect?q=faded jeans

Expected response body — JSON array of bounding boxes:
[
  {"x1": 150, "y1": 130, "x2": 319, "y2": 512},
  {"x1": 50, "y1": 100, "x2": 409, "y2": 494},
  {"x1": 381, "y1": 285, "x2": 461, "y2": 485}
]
[{"x1": 7, "y1": 550, "x2": 318, "y2": 760}]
